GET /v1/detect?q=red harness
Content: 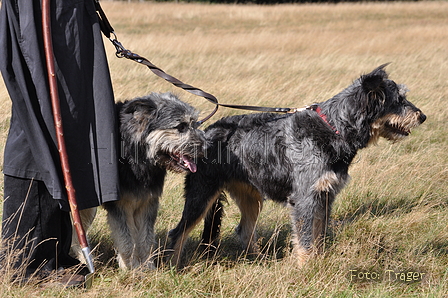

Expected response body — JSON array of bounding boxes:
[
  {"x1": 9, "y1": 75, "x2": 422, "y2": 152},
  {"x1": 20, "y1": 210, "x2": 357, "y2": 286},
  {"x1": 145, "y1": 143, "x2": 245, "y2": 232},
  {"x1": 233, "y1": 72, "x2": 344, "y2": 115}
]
[{"x1": 313, "y1": 106, "x2": 340, "y2": 135}]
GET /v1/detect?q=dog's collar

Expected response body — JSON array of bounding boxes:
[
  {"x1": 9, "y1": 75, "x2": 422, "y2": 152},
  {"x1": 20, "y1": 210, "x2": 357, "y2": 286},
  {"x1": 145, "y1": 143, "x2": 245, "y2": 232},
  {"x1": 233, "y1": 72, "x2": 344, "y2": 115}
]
[{"x1": 308, "y1": 105, "x2": 340, "y2": 135}]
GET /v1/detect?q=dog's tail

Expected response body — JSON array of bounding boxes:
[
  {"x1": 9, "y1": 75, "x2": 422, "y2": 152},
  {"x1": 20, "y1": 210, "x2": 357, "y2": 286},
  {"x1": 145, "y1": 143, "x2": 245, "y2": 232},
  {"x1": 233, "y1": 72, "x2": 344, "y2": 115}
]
[{"x1": 201, "y1": 192, "x2": 227, "y2": 246}]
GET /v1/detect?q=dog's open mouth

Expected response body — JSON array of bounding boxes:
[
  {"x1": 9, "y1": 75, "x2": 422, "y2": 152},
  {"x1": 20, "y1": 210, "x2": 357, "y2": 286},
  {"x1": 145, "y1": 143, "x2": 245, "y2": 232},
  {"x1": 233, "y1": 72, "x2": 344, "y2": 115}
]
[
  {"x1": 170, "y1": 153, "x2": 197, "y2": 173},
  {"x1": 385, "y1": 122, "x2": 410, "y2": 136}
]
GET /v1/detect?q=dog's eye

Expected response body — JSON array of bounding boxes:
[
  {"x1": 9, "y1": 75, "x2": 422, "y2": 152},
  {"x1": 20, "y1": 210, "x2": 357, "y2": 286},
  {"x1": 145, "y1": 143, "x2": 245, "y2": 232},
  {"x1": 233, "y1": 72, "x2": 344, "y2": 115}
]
[{"x1": 176, "y1": 123, "x2": 189, "y2": 133}]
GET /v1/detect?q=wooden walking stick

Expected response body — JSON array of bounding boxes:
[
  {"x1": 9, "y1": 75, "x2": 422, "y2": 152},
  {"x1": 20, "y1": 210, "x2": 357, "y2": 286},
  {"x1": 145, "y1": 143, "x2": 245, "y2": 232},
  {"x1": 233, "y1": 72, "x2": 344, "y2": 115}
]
[{"x1": 42, "y1": 0, "x2": 94, "y2": 287}]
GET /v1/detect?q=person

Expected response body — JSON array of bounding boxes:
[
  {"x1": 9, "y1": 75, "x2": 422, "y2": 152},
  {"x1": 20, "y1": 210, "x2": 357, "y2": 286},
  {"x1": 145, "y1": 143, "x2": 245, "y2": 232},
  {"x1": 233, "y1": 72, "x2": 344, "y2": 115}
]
[{"x1": 0, "y1": 0, "x2": 119, "y2": 284}]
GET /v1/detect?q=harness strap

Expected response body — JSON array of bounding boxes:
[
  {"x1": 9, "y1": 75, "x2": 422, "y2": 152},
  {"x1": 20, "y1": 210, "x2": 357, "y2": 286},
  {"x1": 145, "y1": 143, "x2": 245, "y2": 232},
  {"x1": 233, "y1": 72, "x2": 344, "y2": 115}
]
[
  {"x1": 93, "y1": 0, "x2": 298, "y2": 124},
  {"x1": 309, "y1": 105, "x2": 340, "y2": 134}
]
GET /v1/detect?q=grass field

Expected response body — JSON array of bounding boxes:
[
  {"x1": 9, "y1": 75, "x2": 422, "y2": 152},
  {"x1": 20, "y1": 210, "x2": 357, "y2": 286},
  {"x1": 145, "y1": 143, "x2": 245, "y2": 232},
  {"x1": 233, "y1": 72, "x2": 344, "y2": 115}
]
[{"x1": 1, "y1": 1, "x2": 447, "y2": 297}]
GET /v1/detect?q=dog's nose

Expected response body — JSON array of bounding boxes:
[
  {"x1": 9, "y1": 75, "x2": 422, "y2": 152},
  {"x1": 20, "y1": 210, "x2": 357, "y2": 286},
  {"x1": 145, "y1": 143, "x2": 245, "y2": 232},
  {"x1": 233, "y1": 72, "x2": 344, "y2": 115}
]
[{"x1": 419, "y1": 112, "x2": 427, "y2": 123}]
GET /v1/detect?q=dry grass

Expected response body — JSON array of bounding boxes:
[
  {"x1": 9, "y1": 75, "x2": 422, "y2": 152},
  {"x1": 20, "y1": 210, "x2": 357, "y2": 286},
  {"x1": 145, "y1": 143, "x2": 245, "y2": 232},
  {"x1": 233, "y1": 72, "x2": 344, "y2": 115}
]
[{"x1": 1, "y1": 1, "x2": 447, "y2": 297}]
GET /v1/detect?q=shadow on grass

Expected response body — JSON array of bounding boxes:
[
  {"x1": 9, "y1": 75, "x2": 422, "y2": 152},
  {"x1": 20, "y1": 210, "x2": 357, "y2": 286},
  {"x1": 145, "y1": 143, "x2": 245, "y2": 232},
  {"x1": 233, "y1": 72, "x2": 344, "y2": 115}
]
[
  {"x1": 87, "y1": 231, "x2": 117, "y2": 269},
  {"x1": 153, "y1": 222, "x2": 342, "y2": 272},
  {"x1": 85, "y1": 194, "x2": 447, "y2": 272},
  {"x1": 337, "y1": 193, "x2": 424, "y2": 222},
  {"x1": 421, "y1": 239, "x2": 448, "y2": 256}
]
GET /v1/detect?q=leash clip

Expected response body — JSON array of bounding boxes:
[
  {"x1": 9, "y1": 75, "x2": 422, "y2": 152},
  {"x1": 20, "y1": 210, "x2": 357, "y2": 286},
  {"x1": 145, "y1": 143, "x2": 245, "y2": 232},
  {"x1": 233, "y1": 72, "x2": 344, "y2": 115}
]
[
  {"x1": 287, "y1": 106, "x2": 311, "y2": 114},
  {"x1": 109, "y1": 33, "x2": 128, "y2": 58}
]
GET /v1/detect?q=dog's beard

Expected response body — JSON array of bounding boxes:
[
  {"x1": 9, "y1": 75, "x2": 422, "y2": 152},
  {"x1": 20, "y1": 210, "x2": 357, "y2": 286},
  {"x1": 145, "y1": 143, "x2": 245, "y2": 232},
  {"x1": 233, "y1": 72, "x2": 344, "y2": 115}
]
[
  {"x1": 154, "y1": 152, "x2": 198, "y2": 173},
  {"x1": 146, "y1": 129, "x2": 203, "y2": 173},
  {"x1": 370, "y1": 109, "x2": 423, "y2": 144}
]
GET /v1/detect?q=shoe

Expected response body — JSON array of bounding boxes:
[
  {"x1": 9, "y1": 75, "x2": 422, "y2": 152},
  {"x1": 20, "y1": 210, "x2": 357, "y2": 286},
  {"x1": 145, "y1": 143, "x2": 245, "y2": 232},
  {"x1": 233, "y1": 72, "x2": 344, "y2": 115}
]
[{"x1": 39, "y1": 267, "x2": 89, "y2": 289}]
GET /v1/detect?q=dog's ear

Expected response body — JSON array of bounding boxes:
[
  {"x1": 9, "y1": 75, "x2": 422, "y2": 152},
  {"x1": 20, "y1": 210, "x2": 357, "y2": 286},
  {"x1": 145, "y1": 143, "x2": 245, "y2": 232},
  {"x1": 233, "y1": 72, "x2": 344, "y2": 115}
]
[
  {"x1": 360, "y1": 64, "x2": 390, "y2": 104},
  {"x1": 122, "y1": 99, "x2": 157, "y2": 114},
  {"x1": 361, "y1": 64, "x2": 389, "y2": 91},
  {"x1": 370, "y1": 63, "x2": 390, "y2": 76},
  {"x1": 120, "y1": 99, "x2": 158, "y2": 124}
]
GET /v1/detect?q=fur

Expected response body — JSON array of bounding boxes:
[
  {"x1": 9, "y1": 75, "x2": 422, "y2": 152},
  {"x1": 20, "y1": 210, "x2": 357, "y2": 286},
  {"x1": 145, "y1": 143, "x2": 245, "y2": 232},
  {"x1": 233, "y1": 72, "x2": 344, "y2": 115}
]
[
  {"x1": 102, "y1": 92, "x2": 205, "y2": 270},
  {"x1": 167, "y1": 65, "x2": 426, "y2": 267}
]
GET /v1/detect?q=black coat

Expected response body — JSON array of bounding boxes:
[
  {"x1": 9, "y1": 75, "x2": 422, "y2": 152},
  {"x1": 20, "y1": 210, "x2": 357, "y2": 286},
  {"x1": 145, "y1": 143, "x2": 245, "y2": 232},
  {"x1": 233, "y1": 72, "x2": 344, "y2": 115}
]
[{"x1": 0, "y1": 0, "x2": 119, "y2": 210}]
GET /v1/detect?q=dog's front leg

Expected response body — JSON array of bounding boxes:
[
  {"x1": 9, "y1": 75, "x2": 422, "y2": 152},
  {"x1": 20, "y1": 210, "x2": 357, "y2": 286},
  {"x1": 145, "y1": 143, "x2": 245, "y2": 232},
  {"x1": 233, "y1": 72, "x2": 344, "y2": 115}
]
[
  {"x1": 70, "y1": 207, "x2": 97, "y2": 261},
  {"x1": 133, "y1": 196, "x2": 159, "y2": 270},
  {"x1": 104, "y1": 198, "x2": 140, "y2": 270},
  {"x1": 168, "y1": 177, "x2": 222, "y2": 267},
  {"x1": 288, "y1": 191, "x2": 322, "y2": 267}
]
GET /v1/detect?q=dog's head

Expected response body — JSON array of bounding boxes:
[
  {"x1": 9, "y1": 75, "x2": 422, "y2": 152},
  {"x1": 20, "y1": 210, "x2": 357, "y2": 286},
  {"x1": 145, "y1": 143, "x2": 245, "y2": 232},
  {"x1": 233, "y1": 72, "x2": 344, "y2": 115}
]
[
  {"x1": 119, "y1": 92, "x2": 205, "y2": 173},
  {"x1": 350, "y1": 64, "x2": 426, "y2": 144}
]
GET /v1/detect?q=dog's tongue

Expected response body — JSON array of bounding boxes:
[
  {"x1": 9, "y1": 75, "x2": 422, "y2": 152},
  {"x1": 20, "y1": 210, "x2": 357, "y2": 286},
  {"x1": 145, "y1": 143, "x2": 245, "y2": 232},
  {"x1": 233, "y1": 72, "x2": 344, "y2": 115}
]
[{"x1": 182, "y1": 155, "x2": 197, "y2": 173}]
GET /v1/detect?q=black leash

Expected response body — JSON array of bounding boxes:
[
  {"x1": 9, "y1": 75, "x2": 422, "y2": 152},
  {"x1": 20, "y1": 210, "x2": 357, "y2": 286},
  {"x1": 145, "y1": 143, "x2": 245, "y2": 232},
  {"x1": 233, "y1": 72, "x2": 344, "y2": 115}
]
[{"x1": 94, "y1": 0, "x2": 299, "y2": 124}]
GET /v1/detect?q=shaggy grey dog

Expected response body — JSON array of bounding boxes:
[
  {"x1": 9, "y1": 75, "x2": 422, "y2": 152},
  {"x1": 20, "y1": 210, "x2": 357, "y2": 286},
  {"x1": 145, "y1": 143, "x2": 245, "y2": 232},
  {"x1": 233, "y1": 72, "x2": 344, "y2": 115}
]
[
  {"x1": 103, "y1": 92, "x2": 205, "y2": 270},
  {"x1": 167, "y1": 65, "x2": 426, "y2": 267}
]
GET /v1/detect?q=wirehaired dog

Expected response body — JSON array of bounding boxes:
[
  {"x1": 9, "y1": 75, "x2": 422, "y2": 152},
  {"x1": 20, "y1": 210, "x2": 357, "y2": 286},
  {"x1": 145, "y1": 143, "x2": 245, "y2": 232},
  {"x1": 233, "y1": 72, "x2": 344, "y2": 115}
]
[
  {"x1": 167, "y1": 64, "x2": 426, "y2": 267},
  {"x1": 102, "y1": 92, "x2": 205, "y2": 270}
]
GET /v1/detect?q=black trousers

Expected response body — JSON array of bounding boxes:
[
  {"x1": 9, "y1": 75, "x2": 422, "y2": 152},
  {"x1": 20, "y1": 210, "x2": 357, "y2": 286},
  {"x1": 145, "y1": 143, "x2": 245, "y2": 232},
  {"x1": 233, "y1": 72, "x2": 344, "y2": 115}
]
[{"x1": 1, "y1": 175, "x2": 79, "y2": 276}]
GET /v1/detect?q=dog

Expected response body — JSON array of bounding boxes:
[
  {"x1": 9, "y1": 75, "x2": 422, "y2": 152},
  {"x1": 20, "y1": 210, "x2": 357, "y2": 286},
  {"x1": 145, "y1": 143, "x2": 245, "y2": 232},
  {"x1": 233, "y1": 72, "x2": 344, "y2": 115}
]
[
  {"x1": 100, "y1": 92, "x2": 205, "y2": 270},
  {"x1": 167, "y1": 64, "x2": 426, "y2": 267}
]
